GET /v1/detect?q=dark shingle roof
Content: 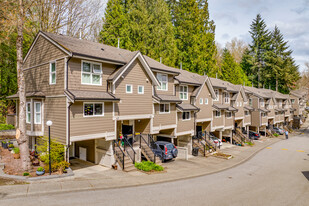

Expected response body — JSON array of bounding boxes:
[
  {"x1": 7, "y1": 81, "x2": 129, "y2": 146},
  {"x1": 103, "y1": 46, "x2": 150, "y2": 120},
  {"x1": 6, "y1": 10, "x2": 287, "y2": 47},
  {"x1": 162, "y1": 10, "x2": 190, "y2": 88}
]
[
  {"x1": 68, "y1": 90, "x2": 119, "y2": 101},
  {"x1": 153, "y1": 94, "x2": 182, "y2": 103},
  {"x1": 7, "y1": 91, "x2": 45, "y2": 99},
  {"x1": 176, "y1": 103, "x2": 199, "y2": 111}
]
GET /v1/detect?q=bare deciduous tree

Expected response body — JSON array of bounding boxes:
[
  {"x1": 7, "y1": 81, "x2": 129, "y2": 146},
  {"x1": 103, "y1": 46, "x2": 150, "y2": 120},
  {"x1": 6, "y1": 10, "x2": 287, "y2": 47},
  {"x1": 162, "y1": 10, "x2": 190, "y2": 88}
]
[{"x1": 225, "y1": 37, "x2": 248, "y2": 63}]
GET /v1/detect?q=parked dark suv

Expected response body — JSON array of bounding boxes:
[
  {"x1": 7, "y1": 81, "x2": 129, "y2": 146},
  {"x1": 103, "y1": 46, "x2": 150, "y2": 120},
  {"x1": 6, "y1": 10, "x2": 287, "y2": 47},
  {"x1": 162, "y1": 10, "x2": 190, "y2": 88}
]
[
  {"x1": 153, "y1": 141, "x2": 178, "y2": 162},
  {"x1": 249, "y1": 131, "x2": 260, "y2": 140}
]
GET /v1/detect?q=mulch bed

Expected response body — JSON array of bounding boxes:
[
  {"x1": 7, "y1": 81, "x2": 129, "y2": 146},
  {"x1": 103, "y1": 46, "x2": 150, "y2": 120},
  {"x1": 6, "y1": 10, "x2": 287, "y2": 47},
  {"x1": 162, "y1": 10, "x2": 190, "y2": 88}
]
[{"x1": 0, "y1": 147, "x2": 60, "y2": 177}]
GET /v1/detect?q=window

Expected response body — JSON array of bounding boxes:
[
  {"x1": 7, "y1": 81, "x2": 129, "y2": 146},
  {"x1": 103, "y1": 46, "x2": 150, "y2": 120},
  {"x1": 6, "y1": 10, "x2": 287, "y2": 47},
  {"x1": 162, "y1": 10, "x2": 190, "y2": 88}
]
[
  {"x1": 157, "y1": 73, "x2": 168, "y2": 91},
  {"x1": 126, "y1": 84, "x2": 132, "y2": 93},
  {"x1": 182, "y1": 112, "x2": 190, "y2": 120},
  {"x1": 236, "y1": 102, "x2": 239, "y2": 107},
  {"x1": 245, "y1": 111, "x2": 249, "y2": 116},
  {"x1": 26, "y1": 102, "x2": 31, "y2": 123},
  {"x1": 81, "y1": 61, "x2": 102, "y2": 85},
  {"x1": 214, "y1": 89, "x2": 219, "y2": 101},
  {"x1": 138, "y1": 85, "x2": 144, "y2": 94},
  {"x1": 199, "y1": 98, "x2": 203, "y2": 104},
  {"x1": 84, "y1": 103, "x2": 104, "y2": 117},
  {"x1": 240, "y1": 102, "x2": 242, "y2": 107},
  {"x1": 159, "y1": 104, "x2": 170, "y2": 114},
  {"x1": 260, "y1": 99, "x2": 264, "y2": 107},
  {"x1": 226, "y1": 112, "x2": 232, "y2": 118},
  {"x1": 249, "y1": 98, "x2": 252, "y2": 106},
  {"x1": 50, "y1": 62, "x2": 56, "y2": 84},
  {"x1": 34, "y1": 102, "x2": 41, "y2": 124},
  {"x1": 205, "y1": 98, "x2": 208, "y2": 105},
  {"x1": 279, "y1": 101, "x2": 282, "y2": 108},
  {"x1": 180, "y1": 85, "x2": 188, "y2": 100},
  {"x1": 224, "y1": 92, "x2": 229, "y2": 103},
  {"x1": 291, "y1": 99, "x2": 295, "y2": 104},
  {"x1": 215, "y1": 110, "x2": 221, "y2": 117}
]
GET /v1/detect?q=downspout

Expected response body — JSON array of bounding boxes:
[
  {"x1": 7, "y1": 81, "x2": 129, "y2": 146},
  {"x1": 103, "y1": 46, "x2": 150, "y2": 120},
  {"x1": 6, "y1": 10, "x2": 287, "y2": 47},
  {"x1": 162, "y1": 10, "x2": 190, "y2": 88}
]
[{"x1": 65, "y1": 57, "x2": 72, "y2": 161}]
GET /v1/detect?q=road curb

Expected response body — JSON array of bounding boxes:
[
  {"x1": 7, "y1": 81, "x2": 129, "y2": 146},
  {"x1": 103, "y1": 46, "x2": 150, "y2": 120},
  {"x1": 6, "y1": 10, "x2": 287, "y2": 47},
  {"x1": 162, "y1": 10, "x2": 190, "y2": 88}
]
[{"x1": 0, "y1": 138, "x2": 283, "y2": 199}]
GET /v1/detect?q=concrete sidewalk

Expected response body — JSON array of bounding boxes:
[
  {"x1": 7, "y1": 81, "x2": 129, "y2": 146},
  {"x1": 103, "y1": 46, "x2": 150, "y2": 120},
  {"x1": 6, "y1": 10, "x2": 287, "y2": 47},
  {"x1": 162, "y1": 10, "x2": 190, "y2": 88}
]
[{"x1": 0, "y1": 136, "x2": 284, "y2": 200}]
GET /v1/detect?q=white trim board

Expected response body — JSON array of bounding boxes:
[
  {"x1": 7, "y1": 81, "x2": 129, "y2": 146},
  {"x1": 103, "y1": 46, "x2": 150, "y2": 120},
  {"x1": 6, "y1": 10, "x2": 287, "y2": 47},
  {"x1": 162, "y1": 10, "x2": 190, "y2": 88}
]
[
  {"x1": 70, "y1": 132, "x2": 116, "y2": 142},
  {"x1": 113, "y1": 114, "x2": 153, "y2": 121}
]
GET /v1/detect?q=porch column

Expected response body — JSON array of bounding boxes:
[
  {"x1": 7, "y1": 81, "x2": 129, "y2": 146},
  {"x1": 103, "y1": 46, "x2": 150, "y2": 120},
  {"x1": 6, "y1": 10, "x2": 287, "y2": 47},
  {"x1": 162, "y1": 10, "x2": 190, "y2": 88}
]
[
  {"x1": 264, "y1": 128, "x2": 267, "y2": 137},
  {"x1": 246, "y1": 125, "x2": 249, "y2": 139},
  {"x1": 219, "y1": 131, "x2": 222, "y2": 141},
  {"x1": 101, "y1": 141, "x2": 115, "y2": 168},
  {"x1": 257, "y1": 127, "x2": 260, "y2": 133}
]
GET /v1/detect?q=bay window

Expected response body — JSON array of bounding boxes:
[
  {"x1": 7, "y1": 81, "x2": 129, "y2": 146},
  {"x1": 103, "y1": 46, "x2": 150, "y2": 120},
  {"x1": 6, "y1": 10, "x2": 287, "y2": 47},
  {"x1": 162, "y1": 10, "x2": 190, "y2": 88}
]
[
  {"x1": 182, "y1": 112, "x2": 190, "y2": 120},
  {"x1": 34, "y1": 102, "x2": 41, "y2": 124},
  {"x1": 26, "y1": 102, "x2": 31, "y2": 123}
]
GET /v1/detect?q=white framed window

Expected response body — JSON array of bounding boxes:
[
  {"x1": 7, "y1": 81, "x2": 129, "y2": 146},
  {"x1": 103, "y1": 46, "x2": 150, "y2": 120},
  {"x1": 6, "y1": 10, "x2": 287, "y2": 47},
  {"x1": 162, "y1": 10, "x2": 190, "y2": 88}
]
[
  {"x1": 34, "y1": 102, "x2": 41, "y2": 124},
  {"x1": 84, "y1": 103, "x2": 104, "y2": 117},
  {"x1": 245, "y1": 111, "x2": 249, "y2": 116},
  {"x1": 224, "y1": 92, "x2": 229, "y2": 103},
  {"x1": 215, "y1": 110, "x2": 221, "y2": 117},
  {"x1": 226, "y1": 112, "x2": 232, "y2": 118},
  {"x1": 291, "y1": 99, "x2": 295, "y2": 104},
  {"x1": 182, "y1": 112, "x2": 191, "y2": 120},
  {"x1": 159, "y1": 104, "x2": 170, "y2": 114},
  {"x1": 126, "y1": 84, "x2": 133, "y2": 93},
  {"x1": 260, "y1": 99, "x2": 264, "y2": 107},
  {"x1": 81, "y1": 61, "x2": 102, "y2": 85},
  {"x1": 180, "y1": 85, "x2": 188, "y2": 100},
  {"x1": 138, "y1": 85, "x2": 144, "y2": 94},
  {"x1": 199, "y1": 98, "x2": 203, "y2": 104},
  {"x1": 240, "y1": 102, "x2": 242, "y2": 107},
  {"x1": 214, "y1": 89, "x2": 219, "y2": 101},
  {"x1": 279, "y1": 101, "x2": 282, "y2": 108},
  {"x1": 249, "y1": 98, "x2": 252, "y2": 106},
  {"x1": 49, "y1": 62, "x2": 56, "y2": 85},
  {"x1": 205, "y1": 98, "x2": 208, "y2": 105},
  {"x1": 157, "y1": 73, "x2": 168, "y2": 91},
  {"x1": 26, "y1": 102, "x2": 31, "y2": 123},
  {"x1": 236, "y1": 102, "x2": 239, "y2": 107}
]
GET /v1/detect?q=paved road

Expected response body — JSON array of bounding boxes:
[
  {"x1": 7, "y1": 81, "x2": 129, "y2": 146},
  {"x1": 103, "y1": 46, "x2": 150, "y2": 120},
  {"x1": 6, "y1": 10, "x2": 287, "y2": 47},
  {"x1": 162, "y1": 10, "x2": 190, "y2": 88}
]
[{"x1": 2, "y1": 133, "x2": 309, "y2": 206}]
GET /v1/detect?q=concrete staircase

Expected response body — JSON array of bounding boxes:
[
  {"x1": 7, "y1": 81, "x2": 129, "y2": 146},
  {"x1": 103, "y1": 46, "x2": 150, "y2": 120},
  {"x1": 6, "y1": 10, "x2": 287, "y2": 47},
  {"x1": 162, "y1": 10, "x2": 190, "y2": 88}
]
[
  {"x1": 113, "y1": 141, "x2": 136, "y2": 172},
  {"x1": 140, "y1": 142, "x2": 162, "y2": 165},
  {"x1": 236, "y1": 128, "x2": 252, "y2": 143}
]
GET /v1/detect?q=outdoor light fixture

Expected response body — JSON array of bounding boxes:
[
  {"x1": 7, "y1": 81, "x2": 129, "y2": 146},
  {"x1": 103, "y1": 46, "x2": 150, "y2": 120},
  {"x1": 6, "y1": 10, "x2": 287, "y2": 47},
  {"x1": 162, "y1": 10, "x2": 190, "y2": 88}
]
[{"x1": 46, "y1": 120, "x2": 53, "y2": 175}]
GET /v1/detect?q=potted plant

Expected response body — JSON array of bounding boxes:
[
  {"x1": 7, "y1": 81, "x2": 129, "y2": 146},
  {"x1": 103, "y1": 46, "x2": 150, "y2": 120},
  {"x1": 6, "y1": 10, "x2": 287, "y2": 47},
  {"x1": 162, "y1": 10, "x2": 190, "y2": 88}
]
[
  {"x1": 36, "y1": 167, "x2": 45, "y2": 176},
  {"x1": 8, "y1": 144, "x2": 14, "y2": 151},
  {"x1": 1, "y1": 141, "x2": 8, "y2": 149},
  {"x1": 13, "y1": 147, "x2": 20, "y2": 159}
]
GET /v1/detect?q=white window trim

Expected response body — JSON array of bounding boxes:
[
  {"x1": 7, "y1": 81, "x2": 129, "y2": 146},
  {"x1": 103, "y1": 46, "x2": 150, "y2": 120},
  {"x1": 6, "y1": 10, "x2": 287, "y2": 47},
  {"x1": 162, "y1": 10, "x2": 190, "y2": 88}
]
[
  {"x1": 199, "y1": 98, "x2": 203, "y2": 105},
  {"x1": 214, "y1": 89, "x2": 219, "y2": 101},
  {"x1": 245, "y1": 111, "x2": 250, "y2": 116},
  {"x1": 260, "y1": 99, "x2": 265, "y2": 107},
  {"x1": 159, "y1": 103, "x2": 170, "y2": 114},
  {"x1": 49, "y1": 61, "x2": 56, "y2": 85},
  {"x1": 180, "y1": 85, "x2": 188, "y2": 100},
  {"x1": 157, "y1": 73, "x2": 168, "y2": 91},
  {"x1": 226, "y1": 111, "x2": 232, "y2": 119},
  {"x1": 205, "y1": 98, "x2": 208, "y2": 105},
  {"x1": 249, "y1": 98, "x2": 252, "y2": 106},
  {"x1": 34, "y1": 102, "x2": 41, "y2": 124},
  {"x1": 182, "y1": 111, "x2": 191, "y2": 121},
  {"x1": 138, "y1": 85, "x2": 144, "y2": 94},
  {"x1": 126, "y1": 84, "x2": 133, "y2": 94},
  {"x1": 240, "y1": 102, "x2": 242, "y2": 107},
  {"x1": 215, "y1": 110, "x2": 221, "y2": 118},
  {"x1": 224, "y1": 92, "x2": 230, "y2": 103},
  {"x1": 83, "y1": 102, "x2": 104, "y2": 117},
  {"x1": 81, "y1": 60, "x2": 102, "y2": 86},
  {"x1": 26, "y1": 102, "x2": 31, "y2": 123}
]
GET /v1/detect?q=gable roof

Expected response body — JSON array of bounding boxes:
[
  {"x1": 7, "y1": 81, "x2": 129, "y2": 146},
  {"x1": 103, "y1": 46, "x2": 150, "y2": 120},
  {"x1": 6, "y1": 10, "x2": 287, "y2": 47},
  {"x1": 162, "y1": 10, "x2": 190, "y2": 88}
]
[
  {"x1": 209, "y1": 78, "x2": 238, "y2": 93},
  {"x1": 191, "y1": 76, "x2": 216, "y2": 99}
]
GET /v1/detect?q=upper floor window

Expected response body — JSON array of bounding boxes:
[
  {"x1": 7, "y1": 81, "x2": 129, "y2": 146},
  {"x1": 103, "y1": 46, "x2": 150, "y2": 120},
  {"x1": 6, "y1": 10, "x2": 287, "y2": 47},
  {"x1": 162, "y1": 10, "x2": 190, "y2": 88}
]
[
  {"x1": 240, "y1": 102, "x2": 242, "y2": 107},
  {"x1": 245, "y1": 111, "x2": 249, "y2": 116},
  {"x1": 49, "y1": 62, "x2": 56, "y2": 85},
  {"x1": 291, "y1": 99, "x2": 295, "y2": 104},
  {"x1": 214, "y1": 89, "x2": 219, "y2": 101},
  {"x1": 224, "y1": 92, "x2": 229, "y2": 103},
  {"x1": 157, "y1": 73, "x2": 168, "y2": 91},
  {"x1": 205, "y1": 98, "x2": 208, "y2": 105},
  {"x1": 226, "y1": 112, "x2": 232, "y2": 118},
  {"x1": 249, "y1": 98, "x2": 252, "y2": 106},
  {"x1": 84, "y1": 103, "x2": 104, "y2": 117},
  {"x1": 81, "y1": 61, "x2": 102, "y2": 85},
  {"x1": 182, "y1": 112, "x2": 190, "y2": 120},
  {"x1": 126, "y1": 84, "x2": 133, "y2": 93},
  {"x1": 279, "y1": 101, "x2": 282, "y2": 108},
  {"x1": 199, "y1": 98, "x2": 203, "y2": 104},
  {"x1": 180, "y1": 85, "x2": 188, "y2": 100},
  {"x1": 26, "y1": 102, "x2": 31, "y2": 123},
  {"x1": 34, "y1": 102, "x2": 41, "y2": 124},
  {"x1": 260, "y1": 99, "x2": 264, "y2": 107},
  {"x1": 215, "y1": 110, "x2": 221, "y2": 117},
  {"x1": 138, "y1": 85, "x2": 144, "y2": 94},
  {"x1": 159, "y1": 104, "x2": 170, "y2": 114}
]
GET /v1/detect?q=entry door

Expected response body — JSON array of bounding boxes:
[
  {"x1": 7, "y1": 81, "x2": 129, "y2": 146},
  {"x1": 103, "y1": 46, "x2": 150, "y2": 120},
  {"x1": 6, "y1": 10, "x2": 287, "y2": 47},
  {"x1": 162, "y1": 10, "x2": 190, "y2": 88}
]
[
  {"x1": 196, "y1": 126, "x2": 202, "y2": 137},
  {"x1": 122, "y1": 125, "x2": 133, "y2": 135}
]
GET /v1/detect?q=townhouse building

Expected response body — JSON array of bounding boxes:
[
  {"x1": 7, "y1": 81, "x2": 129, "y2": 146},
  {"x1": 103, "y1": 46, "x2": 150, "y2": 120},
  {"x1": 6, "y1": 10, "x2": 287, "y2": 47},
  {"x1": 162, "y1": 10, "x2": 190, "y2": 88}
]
[{"x1": 7, "y1": 31, "x2": 307, "y2": 169}]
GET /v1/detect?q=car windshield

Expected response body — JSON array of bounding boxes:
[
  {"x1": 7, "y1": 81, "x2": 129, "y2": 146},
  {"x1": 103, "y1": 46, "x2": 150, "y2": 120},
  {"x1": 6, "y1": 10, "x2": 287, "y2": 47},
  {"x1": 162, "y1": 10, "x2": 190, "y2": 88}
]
[{"x1": 166, "y1": 144, "x2": 174, "y2": 150}]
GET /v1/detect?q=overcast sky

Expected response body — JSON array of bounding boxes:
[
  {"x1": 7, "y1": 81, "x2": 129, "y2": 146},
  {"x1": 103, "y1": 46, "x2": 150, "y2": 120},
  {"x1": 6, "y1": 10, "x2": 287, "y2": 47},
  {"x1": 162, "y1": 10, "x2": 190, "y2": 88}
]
[{"x1": 209, "y1": 0, "x2": 309, "y2": 72}]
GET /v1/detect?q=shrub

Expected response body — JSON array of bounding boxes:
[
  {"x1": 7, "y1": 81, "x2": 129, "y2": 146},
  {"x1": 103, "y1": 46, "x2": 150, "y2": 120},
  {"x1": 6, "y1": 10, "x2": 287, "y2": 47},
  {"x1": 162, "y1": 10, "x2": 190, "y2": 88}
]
[
  {"x1": 273, "y1": 133, "x2": 279, "y2": 137},
  {"x1": 13, "y1": 147, "x2": 19, "y2": 154},
  {"x1": 8, "y1": 144, "x2": 14, "y2": 148},
  {"x1": 23, "y1": 172, "x2": 30, "y2": 176},
  {"x1": 0, "y1": 124, "x2": 15, "y2": 131},
  {"x1": 37, "y1": 167, "x2": 44, "y2": 172},
  {"x1": 44, "y1": 161, "x2": 70, "y2": 173},
  {"x1": 135, "y1": 161, "x2": 164, "y2": 172}
]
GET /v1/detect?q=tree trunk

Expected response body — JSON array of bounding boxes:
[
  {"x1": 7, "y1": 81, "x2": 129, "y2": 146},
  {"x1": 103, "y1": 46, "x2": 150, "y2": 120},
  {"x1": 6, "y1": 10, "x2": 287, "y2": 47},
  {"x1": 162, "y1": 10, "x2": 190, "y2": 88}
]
[{"x1": 16, "y1": 0, "x2": 31, "y2": 171}]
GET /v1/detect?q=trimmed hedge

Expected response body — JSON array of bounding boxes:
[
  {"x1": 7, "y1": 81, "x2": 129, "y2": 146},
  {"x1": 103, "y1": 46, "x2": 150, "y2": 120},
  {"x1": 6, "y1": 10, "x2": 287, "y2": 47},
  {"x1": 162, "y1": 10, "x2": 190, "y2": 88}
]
[
  {"x1": 135, "y1": 161, "x2": 164, "y2": 172},
  {"x1": 0, "y1": 124, "x2": 14, "y2": 131}
]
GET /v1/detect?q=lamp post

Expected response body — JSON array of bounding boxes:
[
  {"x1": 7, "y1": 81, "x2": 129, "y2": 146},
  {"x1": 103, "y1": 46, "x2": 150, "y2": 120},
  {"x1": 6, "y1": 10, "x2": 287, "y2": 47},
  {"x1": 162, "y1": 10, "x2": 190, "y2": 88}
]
[{"x1": 46, "y1": 120, "x2": 53, "y2": 175}]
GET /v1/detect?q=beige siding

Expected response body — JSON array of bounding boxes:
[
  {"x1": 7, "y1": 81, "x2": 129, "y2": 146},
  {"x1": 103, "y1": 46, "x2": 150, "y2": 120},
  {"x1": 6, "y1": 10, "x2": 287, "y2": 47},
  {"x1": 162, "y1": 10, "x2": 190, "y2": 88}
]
[
  {"x1": 175, "y1": 85, "x2": 195, "y2": 104},
  {"x1": 24, "y1": 59, "x2": 65, "y2": 96},
  {"x1": 153, "y1": 103, "x2": 176, "y2": 127},
  {"x1": 24, "y1": 36, "x2": 67, "y2": 69},
  {"x1": 267, "y1": 99, "x2": 275, "y2": 118},
  {"x1": 213, "y1": 111, "x2": 224, "y2": 126},
  {"x1": 262, "y1": 115, "x2": 268, "y2": 124},
  {"x1": 135, "y1": 119, "x2": 150, "y2": 134},
  {"x1": 68, "y1": 58, "x2": 116, "y2": 92},
  {"x1": 252, "y1": 96, "x2": 259, "y2": 108},
  {"x1": 176, "y1": 111, "x2": 194, "y2": 133},
  {"x1": 44, "y1": 98, "x2": 66, "y2": 145},
  {"x1": 196, "y1": 84, "x2": 213, "y2": 120},
  {"x1": 154, "y1": 72, "x2": 175, "y2": 96},
  {"x1": 70, "y1": 102, "x2": 114, "y2": 137},
  {"x1": 225, "y1": 115, "x2": 234, "y2": 127},
  {"x1": 114, "y1": 59, "x2": 153, "y2": 116},
  {"x1": 244, "y1": 114, "x2": 251, "y2": 125},
  {"x1": 234, "y1": 92, "x2": 245, "y2": 119},
  {"x1": 251, "y1": 111, "x2": 261, "y2": 127}
]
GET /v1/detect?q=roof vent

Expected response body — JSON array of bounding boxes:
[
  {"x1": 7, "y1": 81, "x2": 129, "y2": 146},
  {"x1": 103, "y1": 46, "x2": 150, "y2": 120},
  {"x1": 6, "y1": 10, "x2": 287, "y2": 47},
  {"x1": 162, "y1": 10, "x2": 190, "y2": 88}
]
[{"x1": 101, "y1": 48, "x2": 104, "y2": 51}]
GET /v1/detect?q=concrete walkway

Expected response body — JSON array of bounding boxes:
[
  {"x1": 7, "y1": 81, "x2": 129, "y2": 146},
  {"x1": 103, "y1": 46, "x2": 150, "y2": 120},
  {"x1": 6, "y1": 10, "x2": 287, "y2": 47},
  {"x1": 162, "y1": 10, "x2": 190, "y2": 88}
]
[{"x1": 0, "y1": 135, "x2": 286, "y2": 200}]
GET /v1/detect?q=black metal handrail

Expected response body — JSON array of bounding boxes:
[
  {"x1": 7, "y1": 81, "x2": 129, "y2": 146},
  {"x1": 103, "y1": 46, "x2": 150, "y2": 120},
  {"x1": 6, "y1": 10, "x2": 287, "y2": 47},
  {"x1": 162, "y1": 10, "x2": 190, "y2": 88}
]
[
  {"x1": 113, "y1": 140, "x2": 125, "y2": 170},
  {"x1": 138, "y1": 134, "x2": 160, "y2": 163},
  {"x1": 123, "y1": 136, "x2": 136, "y2": 164},
  {"x1": 204, "y1": 132, "x2": 217, "y2": 151},
  {"x1": 235, "y1": 128, "x2": 251, "y2": 143}
]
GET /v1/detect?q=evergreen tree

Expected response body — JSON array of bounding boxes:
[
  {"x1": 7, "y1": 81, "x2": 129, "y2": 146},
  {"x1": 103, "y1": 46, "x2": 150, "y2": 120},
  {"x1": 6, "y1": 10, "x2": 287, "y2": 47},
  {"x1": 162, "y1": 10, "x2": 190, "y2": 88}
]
[{"x1": 221, "y1": 48, "x2": 244, "y2": 85}]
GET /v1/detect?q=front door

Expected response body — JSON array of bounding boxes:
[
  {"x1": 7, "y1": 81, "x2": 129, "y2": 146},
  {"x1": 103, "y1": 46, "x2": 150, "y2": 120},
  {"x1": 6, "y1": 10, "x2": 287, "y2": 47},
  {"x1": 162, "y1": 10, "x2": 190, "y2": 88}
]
[{"x1": 196, "y1": 126, "x2": 202, "y2": 137}]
